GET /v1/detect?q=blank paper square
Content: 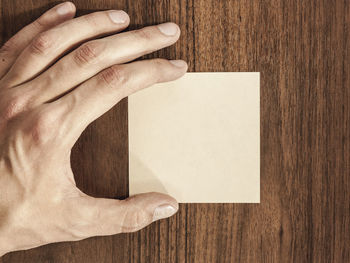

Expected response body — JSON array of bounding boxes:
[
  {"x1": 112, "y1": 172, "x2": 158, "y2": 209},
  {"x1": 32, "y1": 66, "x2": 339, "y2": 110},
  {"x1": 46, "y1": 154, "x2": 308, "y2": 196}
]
[{"x1": 128, "y1": 72, "x2": 260, "y2": 203}]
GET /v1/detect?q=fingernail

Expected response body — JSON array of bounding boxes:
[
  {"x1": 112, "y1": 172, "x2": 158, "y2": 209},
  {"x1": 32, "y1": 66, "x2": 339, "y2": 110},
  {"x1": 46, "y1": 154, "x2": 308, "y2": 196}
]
[
  {"x1": 56, "y1": 2, "x2": 74, "y2": 15},
  {"x1": 108, "y1": 10, "x2": 129, "y2": 24},
  {"x1": 169, "y1": 60, "x2": 187, "y2": 68},
  {"x1": 153, "y1": 205, "x2": 177, "y2": 221},
  {"x1": 157, "y1": 23, "x2": 178, "y2": 36}
]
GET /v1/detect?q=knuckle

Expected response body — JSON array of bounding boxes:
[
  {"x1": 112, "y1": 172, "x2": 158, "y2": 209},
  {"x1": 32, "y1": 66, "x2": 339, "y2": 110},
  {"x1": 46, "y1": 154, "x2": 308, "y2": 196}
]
[
  {"x1": 131, "y1": 27, "x2": 154, "y2": 41},
  {"x1": 1, "y1": 94, "x2": 27, "y2": 122},
  {"x1": 83, "y1": 13, "x2": 100, "y2": 27},
  {"x1": 152, "y1": 59, "x2": 168, "y2": 79},
  {"x1": 0, "y1": 39, "x2": 16, "y2": 55},
  {"x1": 74, "y1": 41, "x2": 102, "y2": 66},
  {"x1": 31, "y1": 110, "x2": 57, "y2": 144},
  {"x1": 99, "y1": 66, "x2": 128, "y2": 88},
  {"x1": 66, "y1": 199, "x2": 105, "y2": 237},
  {"x1": 152, "y1": 58, "x2": 167, "y2": 69},
  {"x1": 32, "y1": 17, "x2": 46, "y2": 30},
  {"x1": 121, "y1": 209, "x2": 149, "y2": 233},
  {"x1": 31, "y1": 32, "x2": 53, "y2": 55}
]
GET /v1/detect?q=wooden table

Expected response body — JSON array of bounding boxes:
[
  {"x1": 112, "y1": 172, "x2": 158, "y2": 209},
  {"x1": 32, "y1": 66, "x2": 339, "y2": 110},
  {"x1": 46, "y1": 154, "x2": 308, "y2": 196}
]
[{"x1": 1, "y1": 0, "x2": 349, "y2": 262}]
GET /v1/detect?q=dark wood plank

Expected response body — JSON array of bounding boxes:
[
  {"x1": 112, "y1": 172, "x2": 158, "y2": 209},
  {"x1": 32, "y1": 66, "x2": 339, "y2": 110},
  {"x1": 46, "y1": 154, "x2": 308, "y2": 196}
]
[{"x1": 1, "y1": 0, "x2": 349, "y2": 262}]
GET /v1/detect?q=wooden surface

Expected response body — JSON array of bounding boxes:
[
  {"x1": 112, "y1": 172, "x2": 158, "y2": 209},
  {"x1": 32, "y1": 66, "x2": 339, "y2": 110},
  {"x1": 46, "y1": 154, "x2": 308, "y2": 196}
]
[{"x1": 1, "y1": 0, "x2": 350, "y2": 262}]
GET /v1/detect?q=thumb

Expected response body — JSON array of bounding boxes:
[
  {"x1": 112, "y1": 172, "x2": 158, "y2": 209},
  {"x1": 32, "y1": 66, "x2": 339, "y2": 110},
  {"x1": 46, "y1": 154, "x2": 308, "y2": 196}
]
[{"x1": 75, "y1": 192, "x2": 178, "y2": 236}]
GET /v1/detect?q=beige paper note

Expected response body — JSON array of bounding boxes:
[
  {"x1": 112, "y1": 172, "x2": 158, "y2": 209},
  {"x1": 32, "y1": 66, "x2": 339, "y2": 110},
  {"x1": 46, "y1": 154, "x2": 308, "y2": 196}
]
[{"x1": 128, "y1": 72, "x2": 260, "y2": 203}]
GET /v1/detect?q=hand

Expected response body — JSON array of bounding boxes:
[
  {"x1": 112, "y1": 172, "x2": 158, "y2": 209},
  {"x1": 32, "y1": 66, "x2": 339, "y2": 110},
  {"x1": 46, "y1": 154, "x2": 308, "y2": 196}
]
[{"x1": 0, "y1": 2, "x2": 187, "y2": 256}]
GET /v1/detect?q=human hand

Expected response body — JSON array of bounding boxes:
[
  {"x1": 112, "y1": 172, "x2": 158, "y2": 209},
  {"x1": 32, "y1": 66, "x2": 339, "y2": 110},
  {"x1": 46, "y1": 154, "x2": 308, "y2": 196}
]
[{"x1": 0, "y1": 2, "x2": 187, "y2": 256}]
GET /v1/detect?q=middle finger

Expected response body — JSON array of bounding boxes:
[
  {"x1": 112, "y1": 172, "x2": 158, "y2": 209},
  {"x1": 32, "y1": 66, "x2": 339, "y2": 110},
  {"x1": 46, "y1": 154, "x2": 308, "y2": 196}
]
[{"x1": 23, "y1": 22, "x2": 180, "y2": 105}]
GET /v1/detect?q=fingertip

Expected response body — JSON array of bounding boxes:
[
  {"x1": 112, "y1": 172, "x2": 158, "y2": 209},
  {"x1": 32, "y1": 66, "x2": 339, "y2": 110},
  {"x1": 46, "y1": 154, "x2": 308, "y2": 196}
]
[
  {"x1": 108, "y1": 10, "x2": 130, "y2": 24},
  {"x1": 169, "y1": 59, "x2": 188, "y2": 69},
  {"x1": 169, "y1": 59, "x2": 188, "y2": 79},
  {"x1": 56, "y1": 1, "x2": 76, "y2": 16},
  {"x1": 67, "y1": 1, "x2": 77, "y2": 13},
  {"x1": 153, "y1": 204, "x2": 178, "y2": 222},
  {"x1": 115, "y1": 192, "x2": 178, "y2": 231},
  {"x1": 157, "y1": 22, "x2": 181, "y2": 37},
  {"x1": 155, "y1": 192, "x2": 179, "y2": 211},
  {"x1": 148, "y1": 192, "x2": 179, "y2": 222},
  {"x1": 129, "y1": 191, "x2": 179, "y2": 221}
]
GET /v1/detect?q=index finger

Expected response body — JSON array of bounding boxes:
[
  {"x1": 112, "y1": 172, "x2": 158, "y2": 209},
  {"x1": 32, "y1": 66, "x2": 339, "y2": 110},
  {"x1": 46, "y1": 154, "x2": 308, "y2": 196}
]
[{"x1": 51, "y1": 58, "x2": 187, "y2": 147}]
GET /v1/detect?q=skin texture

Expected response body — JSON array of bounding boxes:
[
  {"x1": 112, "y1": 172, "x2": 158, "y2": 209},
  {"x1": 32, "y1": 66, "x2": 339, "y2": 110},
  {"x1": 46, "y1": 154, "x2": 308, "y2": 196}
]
[{"x1": 0, "y1": 2, "x2": 187, "y2": 256}]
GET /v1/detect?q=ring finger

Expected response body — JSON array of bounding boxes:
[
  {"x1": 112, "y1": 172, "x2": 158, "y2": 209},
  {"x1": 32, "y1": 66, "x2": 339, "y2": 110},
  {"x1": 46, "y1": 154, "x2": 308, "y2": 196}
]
[{"x1": 52, "y1": 58, "x2": 188, "y2": 146}]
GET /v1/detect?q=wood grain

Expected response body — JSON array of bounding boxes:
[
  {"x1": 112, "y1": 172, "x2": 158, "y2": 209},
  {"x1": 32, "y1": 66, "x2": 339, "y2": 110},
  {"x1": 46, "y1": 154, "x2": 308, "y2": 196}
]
[{"x1": 1, "y1": 0, "x2": 349, "y2": 262}]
